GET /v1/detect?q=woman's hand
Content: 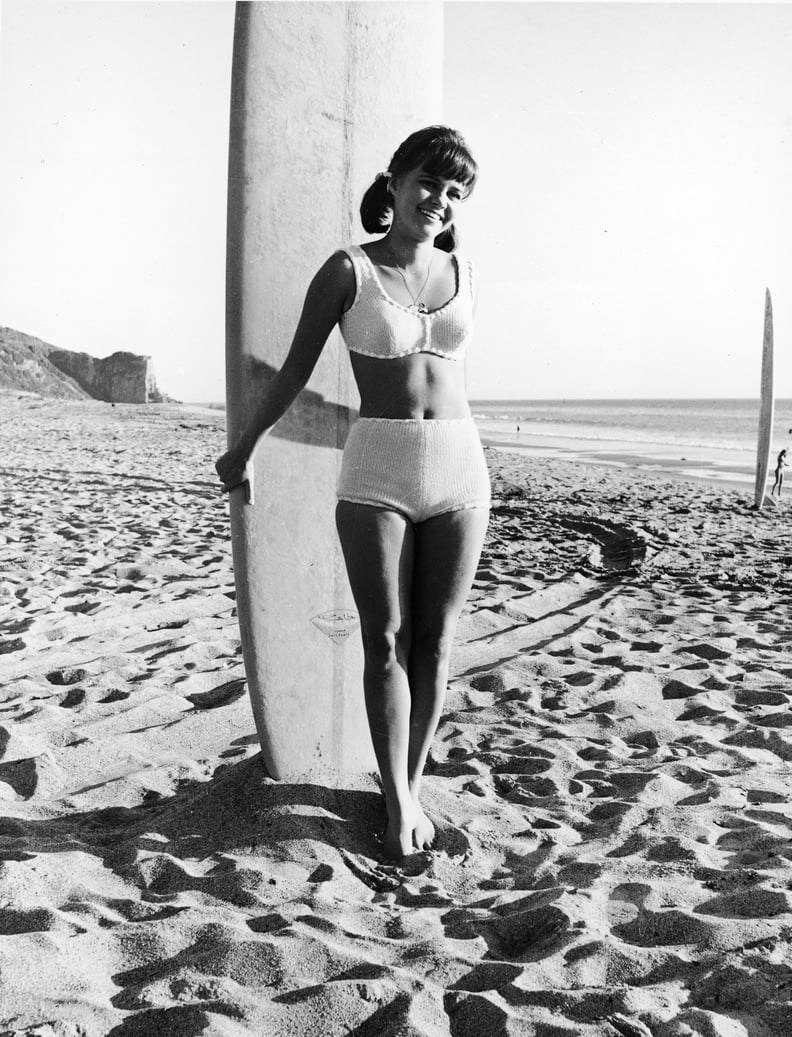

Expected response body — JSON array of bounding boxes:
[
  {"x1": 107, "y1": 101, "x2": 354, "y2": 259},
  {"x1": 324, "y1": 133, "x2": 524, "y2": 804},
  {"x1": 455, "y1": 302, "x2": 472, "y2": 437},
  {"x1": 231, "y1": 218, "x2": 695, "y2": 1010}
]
[{"x1": 215, "y1": 443, "x2": 251, "y2": 494}]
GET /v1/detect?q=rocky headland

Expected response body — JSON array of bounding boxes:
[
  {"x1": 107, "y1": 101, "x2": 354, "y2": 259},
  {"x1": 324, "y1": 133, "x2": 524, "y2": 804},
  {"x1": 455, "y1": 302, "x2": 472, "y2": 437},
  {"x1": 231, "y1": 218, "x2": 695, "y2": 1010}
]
[{"x1": 0, "y1": 326, "x2": 172, "y2": 404}]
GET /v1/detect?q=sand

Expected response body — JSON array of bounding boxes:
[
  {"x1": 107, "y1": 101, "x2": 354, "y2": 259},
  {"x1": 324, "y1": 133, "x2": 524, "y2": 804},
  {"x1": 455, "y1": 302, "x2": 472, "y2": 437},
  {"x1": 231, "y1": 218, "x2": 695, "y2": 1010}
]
[{"x1": 0, "y1": 395, "x2": 790, "y2": 1037}]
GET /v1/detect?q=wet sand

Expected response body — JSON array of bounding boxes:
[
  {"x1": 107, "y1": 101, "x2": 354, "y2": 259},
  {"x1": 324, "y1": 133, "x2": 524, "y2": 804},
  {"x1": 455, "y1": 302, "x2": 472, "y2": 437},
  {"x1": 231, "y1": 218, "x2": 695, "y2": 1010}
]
[
  {"x1": 479, "y1": 426, "x2": 757, "y2": 495},
  {"x1": 1, "y1": 395, "x2": 790, "y2": 1036}
]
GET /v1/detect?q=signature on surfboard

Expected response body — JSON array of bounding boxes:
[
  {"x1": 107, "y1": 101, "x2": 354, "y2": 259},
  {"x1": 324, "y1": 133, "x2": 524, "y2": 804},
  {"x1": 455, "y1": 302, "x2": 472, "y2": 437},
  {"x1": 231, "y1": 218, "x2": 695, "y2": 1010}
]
[{"x1": 311, "y1": 610, "x2": 360, "y2": 645}]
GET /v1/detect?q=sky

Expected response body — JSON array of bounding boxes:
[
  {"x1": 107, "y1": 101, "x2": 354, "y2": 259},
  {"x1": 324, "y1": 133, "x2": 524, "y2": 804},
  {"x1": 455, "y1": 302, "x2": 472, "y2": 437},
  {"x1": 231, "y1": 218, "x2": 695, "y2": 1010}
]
[{"x1": 0, "y1": 1, "x2": 790, "y2": 402}]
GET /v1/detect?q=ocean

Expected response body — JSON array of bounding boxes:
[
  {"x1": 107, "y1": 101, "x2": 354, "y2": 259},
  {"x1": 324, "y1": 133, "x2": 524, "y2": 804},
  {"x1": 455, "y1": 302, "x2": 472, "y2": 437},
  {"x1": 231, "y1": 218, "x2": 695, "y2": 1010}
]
[{"x1": 470, "y1": 399, "x2": 792, "y2": 491}]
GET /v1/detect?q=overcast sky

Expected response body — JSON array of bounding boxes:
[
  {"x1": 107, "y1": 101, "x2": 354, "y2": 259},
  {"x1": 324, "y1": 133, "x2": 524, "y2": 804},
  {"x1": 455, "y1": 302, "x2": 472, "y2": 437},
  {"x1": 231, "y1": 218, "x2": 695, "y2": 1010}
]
[{"x1": 1, "y1": 1, "x2": 790, "y2": 401}]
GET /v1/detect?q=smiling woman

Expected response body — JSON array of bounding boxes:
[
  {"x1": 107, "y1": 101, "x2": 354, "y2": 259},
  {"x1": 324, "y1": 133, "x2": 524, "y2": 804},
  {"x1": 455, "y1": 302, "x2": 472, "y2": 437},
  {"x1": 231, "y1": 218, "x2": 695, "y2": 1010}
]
[
  {"x1": 360, "y1": 125, "x2": 476, "y2": 252},
  {"x1": 216, "y1": 124, "x2": 492, "y2": 860}
]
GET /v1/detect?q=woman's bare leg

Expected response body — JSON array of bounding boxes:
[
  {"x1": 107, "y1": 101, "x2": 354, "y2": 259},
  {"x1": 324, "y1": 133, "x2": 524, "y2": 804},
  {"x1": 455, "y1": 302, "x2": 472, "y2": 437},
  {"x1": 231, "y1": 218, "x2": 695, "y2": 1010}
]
[
  {"x1": 407, "y1": 507, "x2": 490, "y2": 848},
  {"x1": 335, "y1": 501, "x2": 416, "y2": 858}
]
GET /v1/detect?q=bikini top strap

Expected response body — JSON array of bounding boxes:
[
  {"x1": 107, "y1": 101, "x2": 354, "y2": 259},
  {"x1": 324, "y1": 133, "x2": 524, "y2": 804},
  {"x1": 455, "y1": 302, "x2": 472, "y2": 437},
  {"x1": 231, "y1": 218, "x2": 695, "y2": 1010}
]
[{"x1": 339, "y1": 245, "x2": 367, "y2": 312}]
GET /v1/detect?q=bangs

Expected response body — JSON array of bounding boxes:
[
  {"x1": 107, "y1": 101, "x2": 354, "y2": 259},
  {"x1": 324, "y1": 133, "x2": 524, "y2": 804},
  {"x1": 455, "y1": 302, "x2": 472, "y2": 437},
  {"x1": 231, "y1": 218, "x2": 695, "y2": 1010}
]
[
  {"x1": 420, "y1": 142, "x2": 478, "y2": 190},
  {"x1": 390, "y1": 127, "x2": 479, "y2": 192}
]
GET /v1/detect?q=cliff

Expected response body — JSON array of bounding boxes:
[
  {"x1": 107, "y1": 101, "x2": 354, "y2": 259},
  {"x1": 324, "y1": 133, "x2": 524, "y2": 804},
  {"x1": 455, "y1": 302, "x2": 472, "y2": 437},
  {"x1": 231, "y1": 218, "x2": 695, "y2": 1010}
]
[
  {"x1": 0, "y1": 327, "x2": 171, "y2": 404},
  {"x1": 46, "y1": 348, "x2": 164, "y2": 404}
]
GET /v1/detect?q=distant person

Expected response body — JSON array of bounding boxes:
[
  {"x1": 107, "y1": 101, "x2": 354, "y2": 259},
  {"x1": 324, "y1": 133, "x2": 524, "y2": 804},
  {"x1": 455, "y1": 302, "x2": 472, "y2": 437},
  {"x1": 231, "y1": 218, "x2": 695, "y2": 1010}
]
[
  {"x1": 216, "y1": 127, "x2": 489, "y2": 860},
  {"x1": 771, "y1": 448, "x2": 788, "y2": 497}
]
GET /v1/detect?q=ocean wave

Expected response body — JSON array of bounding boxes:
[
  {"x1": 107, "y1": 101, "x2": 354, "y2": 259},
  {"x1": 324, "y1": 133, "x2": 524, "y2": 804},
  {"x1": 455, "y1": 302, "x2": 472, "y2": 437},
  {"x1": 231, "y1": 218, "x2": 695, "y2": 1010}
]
[{"x1": 475, "y1": 421, "x2": 757, "y2": 455}]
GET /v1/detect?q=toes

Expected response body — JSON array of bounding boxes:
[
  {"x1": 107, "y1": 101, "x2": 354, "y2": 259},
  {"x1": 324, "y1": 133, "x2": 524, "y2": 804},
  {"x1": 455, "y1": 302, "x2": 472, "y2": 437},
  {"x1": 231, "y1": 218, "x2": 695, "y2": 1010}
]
[
  {"x1": 413, "y1": 809, "x2": 436, "y2": 851},
  {"x1": 382, "y1": 816, "x2": 418, "y2": 860}
]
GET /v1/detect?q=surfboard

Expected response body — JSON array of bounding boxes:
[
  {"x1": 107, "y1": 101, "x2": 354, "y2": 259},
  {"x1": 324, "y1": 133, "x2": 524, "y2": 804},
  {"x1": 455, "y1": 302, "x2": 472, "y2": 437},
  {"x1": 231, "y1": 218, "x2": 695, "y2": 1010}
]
[
  {"x1": 753, "y1": 288, "x2": 774, "y2": 509},
  {"x1": 224, "y1": 3, "x2": 442, "y2": 781}
]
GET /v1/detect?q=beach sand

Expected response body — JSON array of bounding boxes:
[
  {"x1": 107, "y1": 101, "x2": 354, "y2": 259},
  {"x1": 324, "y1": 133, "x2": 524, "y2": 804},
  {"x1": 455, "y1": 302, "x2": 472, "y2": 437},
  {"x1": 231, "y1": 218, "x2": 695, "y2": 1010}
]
[{"x1": 1, "y1": 396, "x2": 790, "y2": 1036}]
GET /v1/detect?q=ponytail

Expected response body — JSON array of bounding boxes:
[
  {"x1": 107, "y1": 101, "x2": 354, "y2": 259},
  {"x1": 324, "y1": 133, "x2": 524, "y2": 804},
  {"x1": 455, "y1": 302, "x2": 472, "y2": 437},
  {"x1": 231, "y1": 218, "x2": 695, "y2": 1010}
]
[
  {"x1": 434, "y1": 226, "x2": 457, "y2": 253},
  {"x1": 360, "y1": 173, "x2": 392, "y2": 234}
]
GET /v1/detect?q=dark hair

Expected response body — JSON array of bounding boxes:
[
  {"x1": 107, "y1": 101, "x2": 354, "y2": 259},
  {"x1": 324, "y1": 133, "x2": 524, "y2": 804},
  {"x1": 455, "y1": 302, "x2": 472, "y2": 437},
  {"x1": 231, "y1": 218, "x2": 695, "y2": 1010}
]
[{"x1": 359, "y1": 126, "x2": 478, "y2": 253}]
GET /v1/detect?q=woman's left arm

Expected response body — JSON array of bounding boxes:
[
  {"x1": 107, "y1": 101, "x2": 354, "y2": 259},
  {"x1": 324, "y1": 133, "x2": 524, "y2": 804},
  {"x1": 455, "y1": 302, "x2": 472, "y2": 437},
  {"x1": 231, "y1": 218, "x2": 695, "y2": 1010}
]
[{"x1": 216, "y1": 251, "x2": 354, "y2": 489}]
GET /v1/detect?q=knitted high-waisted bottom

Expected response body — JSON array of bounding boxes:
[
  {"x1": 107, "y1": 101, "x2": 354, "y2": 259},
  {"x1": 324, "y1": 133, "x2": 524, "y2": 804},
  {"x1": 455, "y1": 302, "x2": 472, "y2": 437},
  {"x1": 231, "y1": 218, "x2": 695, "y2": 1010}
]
[{"x1": 337, "y1": 417, "x2": 491, "y2": 524}]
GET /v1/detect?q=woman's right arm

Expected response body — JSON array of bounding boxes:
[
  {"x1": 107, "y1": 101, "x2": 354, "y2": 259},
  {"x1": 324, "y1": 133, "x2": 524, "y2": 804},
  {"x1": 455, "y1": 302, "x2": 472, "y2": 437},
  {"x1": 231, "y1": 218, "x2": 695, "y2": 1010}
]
[{"x1": 216, "y1": 251, "x2": 354, "y2": 490}]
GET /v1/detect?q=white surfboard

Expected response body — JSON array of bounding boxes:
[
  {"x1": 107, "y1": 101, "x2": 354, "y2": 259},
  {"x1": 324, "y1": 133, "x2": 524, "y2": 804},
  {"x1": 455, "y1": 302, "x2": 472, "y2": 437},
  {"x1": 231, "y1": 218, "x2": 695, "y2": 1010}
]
[
  {"x1": 753, "y1": 288, "x2": 774, "y2": 509},
  {"x1": 224, "y1": 2, "x2": 442, "y2": 781}
]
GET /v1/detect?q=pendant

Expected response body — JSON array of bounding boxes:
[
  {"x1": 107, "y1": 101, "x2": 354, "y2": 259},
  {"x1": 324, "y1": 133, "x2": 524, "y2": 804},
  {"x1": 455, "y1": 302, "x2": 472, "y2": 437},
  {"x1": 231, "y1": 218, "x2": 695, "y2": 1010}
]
[{"x1": 412, "y1": 302, "x2": 428, "y2": 314}]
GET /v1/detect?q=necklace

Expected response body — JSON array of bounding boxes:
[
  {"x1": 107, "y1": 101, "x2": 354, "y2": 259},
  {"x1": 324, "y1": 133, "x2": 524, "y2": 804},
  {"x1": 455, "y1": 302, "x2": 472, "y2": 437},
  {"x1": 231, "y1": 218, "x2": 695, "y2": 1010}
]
[{"x1": 388, "y1": 248, "x2": 433, "y2": 314}]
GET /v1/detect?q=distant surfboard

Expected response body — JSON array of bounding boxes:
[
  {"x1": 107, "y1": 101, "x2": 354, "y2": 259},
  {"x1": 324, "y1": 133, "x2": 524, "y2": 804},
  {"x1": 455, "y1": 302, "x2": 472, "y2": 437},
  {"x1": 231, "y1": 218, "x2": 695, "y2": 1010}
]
[
  {"x1": 753, "y1": 288, "x2": 774, "y2": 509},
  {"x1": 224, "y1": 3, "x2": 442, "y2": 780}
]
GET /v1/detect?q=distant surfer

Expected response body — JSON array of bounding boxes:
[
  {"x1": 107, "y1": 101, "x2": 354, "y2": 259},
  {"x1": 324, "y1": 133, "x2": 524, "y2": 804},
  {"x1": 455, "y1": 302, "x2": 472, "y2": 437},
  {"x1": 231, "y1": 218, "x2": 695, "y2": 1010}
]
[
  {"x1": 216, "y1": 127, "x2": 489, "y2": 860},
  {"x1": 771, "y1": 448, "x2": 788, "y2": 497}
]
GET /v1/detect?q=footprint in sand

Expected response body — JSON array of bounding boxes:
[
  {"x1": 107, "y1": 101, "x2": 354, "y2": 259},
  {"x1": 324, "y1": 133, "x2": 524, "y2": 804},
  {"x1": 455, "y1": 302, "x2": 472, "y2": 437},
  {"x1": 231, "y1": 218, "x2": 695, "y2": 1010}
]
[
  {"x1": 745, "y1": 788, "x2": 786, "y2": 804},
  {"x1": 246, "y1": 911, "x2": 292, "y2": 935},
  {"x1": 695, "y1": 888, "x2": 790, "y2": 919},
  {"x1": 587, "y1": 800, "x2": 632, "y2": 823},
  {"x1": 0, "y1": 756, "x2": 45, "y2": 799},
  {"x1": 736, "y1": 689, "x2": 789, "y2": 707},
  {"x1": 185, "y1": 678, "x2": 247, "y2": 711},
  {"x1": 677, "y1": 642, "x2": 733, "y2": 662},
  {"x1": 0, "y1": 637, "x2": 26, "y2": 654},
  {"x1": 0, "y1": 906, "x2": 84, "y2": 936},
  {"x1": 442, "y1": 898, "x2": 571, "y2": 962},
  {"x1": 605, "y1": 881, "x2": 652, "y2": 922},
  {"x1": 451, "y1": 961, "x2": 523, "y2": 993},
  {"x1": 627, "y1": 730, "x2": 660, "y2": 753},
  {"x1": 662, "y1": 679, "x2": 703, "y2": 699},
  {"x1": 100, "y1": 689, "x2": 130, "y2": 704},
  {"x1": 564, "y1": 670, "x2": 596, "y2": 687},
  {"x1": 612, "y1": 905, "x2": 716, "y2": 948},
  {"x1": 59, "y1": 687, "x2": 86, "y2": 708},
  {"x1": 630, "y1": 639, "x2": 665, "y2": 653},
  {"x1": 573, "y1": 768, "x2": 653, "y2": 802},
  {"x1": 45, "y1": 667, "x2": 88, "y2": 686}
]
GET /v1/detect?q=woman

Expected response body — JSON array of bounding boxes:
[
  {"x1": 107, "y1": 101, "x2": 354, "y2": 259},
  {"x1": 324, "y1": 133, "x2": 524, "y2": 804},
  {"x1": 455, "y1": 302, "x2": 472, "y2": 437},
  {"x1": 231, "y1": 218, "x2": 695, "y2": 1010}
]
[
  {"x1": 771, "y1": 447, "x2": 788, "y2": 497},
  {"x1": 216, "y1": 126, "x2": 490, "y2": 859}
]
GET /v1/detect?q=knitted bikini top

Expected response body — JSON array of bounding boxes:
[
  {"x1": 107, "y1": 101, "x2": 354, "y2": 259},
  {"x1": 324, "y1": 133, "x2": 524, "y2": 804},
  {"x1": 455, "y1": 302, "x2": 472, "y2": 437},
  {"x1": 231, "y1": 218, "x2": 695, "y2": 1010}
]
[{"x1": 338, "y1": 245, "x2": 474, "y2": 361}]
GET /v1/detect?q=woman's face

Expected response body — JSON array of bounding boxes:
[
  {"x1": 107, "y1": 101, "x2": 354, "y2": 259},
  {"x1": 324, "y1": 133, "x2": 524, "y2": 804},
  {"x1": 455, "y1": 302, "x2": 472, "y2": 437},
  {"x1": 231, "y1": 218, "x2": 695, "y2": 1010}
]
[{"x1": 389, "y1": 166, "x2": 469, "y2": 241}]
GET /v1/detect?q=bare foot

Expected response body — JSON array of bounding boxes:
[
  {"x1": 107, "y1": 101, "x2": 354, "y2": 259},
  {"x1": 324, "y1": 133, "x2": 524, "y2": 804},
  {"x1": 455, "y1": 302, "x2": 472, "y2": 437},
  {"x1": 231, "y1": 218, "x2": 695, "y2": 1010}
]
[
  {"x1": 382, "y1": 805, "x2": 419, "y2": 860},
  {"x1": 412, "y1": 804, "x2": 436, "y2": 850}
]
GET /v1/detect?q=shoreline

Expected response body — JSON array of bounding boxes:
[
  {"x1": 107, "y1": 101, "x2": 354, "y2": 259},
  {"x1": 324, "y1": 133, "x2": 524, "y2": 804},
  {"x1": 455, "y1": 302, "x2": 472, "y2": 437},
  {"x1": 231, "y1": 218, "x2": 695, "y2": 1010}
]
[{"x1": 478, "y1": 427, "x2": 759, "y2": 497}]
